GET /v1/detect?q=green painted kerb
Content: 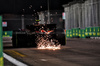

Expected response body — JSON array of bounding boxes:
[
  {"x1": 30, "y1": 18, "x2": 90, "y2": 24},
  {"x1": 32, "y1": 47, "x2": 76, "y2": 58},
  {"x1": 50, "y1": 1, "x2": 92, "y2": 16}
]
[{"x1": 0, "y1": 16, "x2": 3, "y2": 66}]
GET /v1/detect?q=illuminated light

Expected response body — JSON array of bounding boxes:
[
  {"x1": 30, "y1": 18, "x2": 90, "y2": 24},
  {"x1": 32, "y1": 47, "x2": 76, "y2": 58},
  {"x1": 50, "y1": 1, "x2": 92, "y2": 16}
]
[
  {"x1": 3, "y1": 31, "x2": 12, "y2": 37},
  {"x1": 82, "y1": 34, "x2": 85, "y2": 37},
  {"x1": 67, "y1": 34, "x2": 69, "y2": 36},
  {"x1": 90, "y1": 29, "x2": 91, "y2": 32},
  {"x1": 76, "y1": 33, "x2": 78, "y2": 36},
  {"x1": 89, "y1": 33, "x2": 92, "y2": 35},
  {"x1": 79, "y1": 34, "x2": 81, "y2": 37},
  {"x1": 2, "y1": 22, "x2": 7, "y2": 27},
  {"x1": 94, "y1": 29, "x2": 95, "y2": 32},
  {"x1": 79, "y1": 30, "x2": 81, "y2": 33},
  {"x1": 62, "y1": 12, "x2": 65, "y2": 19},
  {"x1": 98, "y1": 29, "x2": 99, "y2": 32},
  {"x1": 5, "y1": 32, "x2": 7, "y2": 35},
  {"x1": 73, "y1": 33, "x2": 75, "y2": 35},
  {"x1": 3, "y1": 22, "x2": 6, "y2": 24},
  {"x1": 3, "y1": 35, "x2": 10, "y2": 37},
  {"x1": 97, "y1": 33, "x2": 100, "y2": 36},
  {"x1": 70, "y1": 34, "x2": 72, "y2": 37},
  {"x1": 85, "y1": 33, "x2": 88, "y2": 36},
  {"x1": 93, "y1": 33, "x2": 96, "y2": 35},
  {"x1": 86, "y1": 29, "x2": 87, "y2": 32}
]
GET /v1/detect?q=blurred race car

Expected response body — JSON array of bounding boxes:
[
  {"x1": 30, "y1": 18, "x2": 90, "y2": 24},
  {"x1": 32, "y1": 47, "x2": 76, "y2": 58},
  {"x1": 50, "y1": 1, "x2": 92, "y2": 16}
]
[{"x1": 12, "y1": 24, "x2": 66, "y2": 47}]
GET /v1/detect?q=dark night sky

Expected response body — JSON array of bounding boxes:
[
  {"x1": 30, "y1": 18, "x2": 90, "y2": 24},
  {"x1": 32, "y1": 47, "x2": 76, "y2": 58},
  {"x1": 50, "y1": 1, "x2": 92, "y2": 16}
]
[{"x1": 0, "y1": 0, "x2": 73, "y2": 14}]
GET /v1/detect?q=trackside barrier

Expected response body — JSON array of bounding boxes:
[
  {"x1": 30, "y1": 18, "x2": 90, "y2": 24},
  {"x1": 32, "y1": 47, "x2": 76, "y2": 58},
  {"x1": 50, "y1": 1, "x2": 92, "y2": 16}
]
[
  {"x1": 66, "y1": 27, "x2": 100, "y2": 38},
  {"x1": 0, "y1": 16, "x2": 3, "y2": 66},
  {"x1": 3, "y1": 31, "x2": 12, "y2": 37}
]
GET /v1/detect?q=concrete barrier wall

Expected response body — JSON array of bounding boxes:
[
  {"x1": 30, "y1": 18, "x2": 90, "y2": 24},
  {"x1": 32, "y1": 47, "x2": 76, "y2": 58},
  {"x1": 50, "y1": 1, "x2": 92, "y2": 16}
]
[{"x1": 63, "y1": 0, "x2": 100, "y2": 38}]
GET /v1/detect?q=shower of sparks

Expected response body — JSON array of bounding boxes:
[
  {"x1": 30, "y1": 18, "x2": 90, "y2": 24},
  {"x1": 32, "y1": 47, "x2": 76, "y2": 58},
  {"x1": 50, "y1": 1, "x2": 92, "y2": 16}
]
[{"x1": 36, "y1": 35, "x2": 61, "y2": 50}]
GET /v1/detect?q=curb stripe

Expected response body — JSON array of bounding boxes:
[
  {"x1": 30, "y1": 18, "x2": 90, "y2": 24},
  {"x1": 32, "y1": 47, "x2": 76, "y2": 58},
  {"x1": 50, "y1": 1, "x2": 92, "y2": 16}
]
[{"x1": 3, "y1": 53, "x2": 28, "y2": 66}]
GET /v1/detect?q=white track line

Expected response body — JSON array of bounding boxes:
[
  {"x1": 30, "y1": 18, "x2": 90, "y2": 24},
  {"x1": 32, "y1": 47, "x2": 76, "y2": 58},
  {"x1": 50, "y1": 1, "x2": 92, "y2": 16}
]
[
  {"x1": 3, "y1": 53, "x2": 28, "y2": 66},
  {"x1": 40, "y1": 59, "x2": 47, "y2": 61}
]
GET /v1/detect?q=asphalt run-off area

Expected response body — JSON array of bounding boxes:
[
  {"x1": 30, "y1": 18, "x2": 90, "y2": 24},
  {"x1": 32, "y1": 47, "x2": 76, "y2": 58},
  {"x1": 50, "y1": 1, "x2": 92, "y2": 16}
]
[{"x1": 3, "y1": 37, "x2": 100, "y2": 66}]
